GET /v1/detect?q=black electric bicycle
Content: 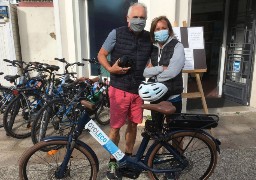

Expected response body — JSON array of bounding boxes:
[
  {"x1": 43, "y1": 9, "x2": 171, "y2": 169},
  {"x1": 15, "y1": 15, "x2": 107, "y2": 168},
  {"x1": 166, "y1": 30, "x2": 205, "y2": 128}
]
[{"x1": 19, "y1": 100, "x2": 220, "y2": 180}]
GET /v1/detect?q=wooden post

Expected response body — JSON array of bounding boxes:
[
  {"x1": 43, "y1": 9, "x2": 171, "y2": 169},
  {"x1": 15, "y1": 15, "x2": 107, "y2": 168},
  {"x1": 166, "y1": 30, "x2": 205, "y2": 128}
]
[
  {"x1": 182, "y1": 20, "x2": 187, "y2": 27},
  {"x1": 173, "y1": 21, "x2": 178, "y2": 27}
]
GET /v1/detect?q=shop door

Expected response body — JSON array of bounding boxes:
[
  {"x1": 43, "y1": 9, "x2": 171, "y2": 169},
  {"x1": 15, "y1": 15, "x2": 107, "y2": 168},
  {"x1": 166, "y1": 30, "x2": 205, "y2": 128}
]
[
  {"x1": 87, "y1": 0, "x2": 137, "y2": 75},
  {"x1": 223, "y1": 0, "x2": 256, "y2": 105}
]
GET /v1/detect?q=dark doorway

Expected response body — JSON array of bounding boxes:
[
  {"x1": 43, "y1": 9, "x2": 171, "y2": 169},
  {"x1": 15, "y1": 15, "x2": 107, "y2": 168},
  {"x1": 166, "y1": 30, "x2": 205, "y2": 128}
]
[
  {"x1": 188, "y1": 0, "x2": 227, "y2": 110},
  {"x1": 190, "y1": 0, "x2": 225, "y2": 98},
  {"x1": 88, "y1": 0, "x2": 137, "y2": 75}
]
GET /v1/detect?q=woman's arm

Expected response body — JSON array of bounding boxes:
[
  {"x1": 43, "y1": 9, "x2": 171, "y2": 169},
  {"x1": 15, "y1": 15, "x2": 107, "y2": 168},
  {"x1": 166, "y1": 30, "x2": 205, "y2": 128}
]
[
  {"x1": 143, "y1": 60, "x2": 164, "y2": 78},
  {"x1": 156, "y1": 42, "x2": 185, "y2": 82}
]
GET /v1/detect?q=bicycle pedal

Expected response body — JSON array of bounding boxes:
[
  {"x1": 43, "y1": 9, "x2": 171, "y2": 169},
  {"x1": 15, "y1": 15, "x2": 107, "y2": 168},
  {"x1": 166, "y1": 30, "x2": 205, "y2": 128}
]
[
  {"x1": 118, "y1": 166, "x2": 141, "y2": 179},
  {"x1": 106, "y1": 171, "x2": 122, "y2": 180}
]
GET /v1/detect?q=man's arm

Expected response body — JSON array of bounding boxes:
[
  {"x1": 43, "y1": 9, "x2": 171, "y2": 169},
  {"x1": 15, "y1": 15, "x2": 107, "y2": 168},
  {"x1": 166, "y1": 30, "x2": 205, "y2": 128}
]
[
  {"x1": 97, "y1": 48, "x2": 112, "y2": 72},
  {"x1": 97, "y1": 29, "x2": 130, "y2": 74},
  {"x1": 98, "y1": 48, "x2": 130, "y2": 74}
]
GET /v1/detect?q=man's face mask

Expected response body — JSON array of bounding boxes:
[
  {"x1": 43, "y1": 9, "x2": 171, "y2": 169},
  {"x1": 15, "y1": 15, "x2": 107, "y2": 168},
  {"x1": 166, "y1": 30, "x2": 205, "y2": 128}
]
[
  {"x1": 129, "y1": 18, "x2": 146, "y2": 33},
  {"x1": 154, "y1": 29, "x2": 169, "y2": 43}
]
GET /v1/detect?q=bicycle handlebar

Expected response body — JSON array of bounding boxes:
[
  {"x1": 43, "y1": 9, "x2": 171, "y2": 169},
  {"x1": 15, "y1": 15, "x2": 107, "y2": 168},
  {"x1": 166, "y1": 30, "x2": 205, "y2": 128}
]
[
  {"x1": 54, "y1": 58, "x2": 66, "y2": 63},
  {"x1": 82, "y1": 58, "x2": 99, "y2": 64}
]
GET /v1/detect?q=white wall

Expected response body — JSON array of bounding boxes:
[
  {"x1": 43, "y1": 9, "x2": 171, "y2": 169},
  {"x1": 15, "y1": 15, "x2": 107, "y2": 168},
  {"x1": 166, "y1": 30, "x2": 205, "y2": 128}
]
[
  {"x1": 139, "y1": 0, "x2": 191, "y2": 30},
  {"x1": 17, "y1": 6, "x2": 57, "y2": 64},
  {"x1": 249, "y1": 52, "x2": 256, "y2": 107},
  {"x1": 54, "y1": 0, "x2": 89, "y2": 77},
  {"x1": 0, "y1": 2, "x2": 18, "y2": 86}
]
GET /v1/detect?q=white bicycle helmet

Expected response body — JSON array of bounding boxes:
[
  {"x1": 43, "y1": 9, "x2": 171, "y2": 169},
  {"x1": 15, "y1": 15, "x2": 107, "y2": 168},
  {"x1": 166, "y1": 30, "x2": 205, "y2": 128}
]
[{"x1": 138, "y1": 81, "x2": 168, "y2": 102}]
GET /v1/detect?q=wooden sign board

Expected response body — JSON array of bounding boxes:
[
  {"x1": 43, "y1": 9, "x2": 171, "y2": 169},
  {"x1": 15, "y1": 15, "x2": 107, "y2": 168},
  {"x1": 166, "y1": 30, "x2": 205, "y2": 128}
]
[{"x1": 173, "y1": 27, "x2": 206, "y2": 70}]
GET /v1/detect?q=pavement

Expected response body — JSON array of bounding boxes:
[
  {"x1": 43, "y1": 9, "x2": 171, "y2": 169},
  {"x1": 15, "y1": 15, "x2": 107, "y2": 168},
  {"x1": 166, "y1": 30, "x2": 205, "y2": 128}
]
[{"x1": 0, "y1": 106, "x2": 256, "y2": 179}]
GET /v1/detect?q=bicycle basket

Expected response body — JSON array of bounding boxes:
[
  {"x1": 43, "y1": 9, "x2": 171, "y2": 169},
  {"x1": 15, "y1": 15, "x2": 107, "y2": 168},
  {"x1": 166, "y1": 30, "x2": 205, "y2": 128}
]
[{"x1": 167, "y1": 113, "x2": 219, "y2": 129}]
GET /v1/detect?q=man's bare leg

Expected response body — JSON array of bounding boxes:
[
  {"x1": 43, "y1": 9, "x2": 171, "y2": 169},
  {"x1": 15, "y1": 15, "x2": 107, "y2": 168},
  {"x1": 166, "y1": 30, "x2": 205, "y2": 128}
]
[
  {"x1": 125, "y1": 121, "x2": 138, "y2": 154},
  {"x1": 109, "y1": 127, "x2": 120, "y2": 159}
]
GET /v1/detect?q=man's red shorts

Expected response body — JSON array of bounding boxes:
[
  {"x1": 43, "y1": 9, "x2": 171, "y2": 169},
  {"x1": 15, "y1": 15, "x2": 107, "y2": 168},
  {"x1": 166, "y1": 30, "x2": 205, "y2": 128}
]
[{"x1": 108, "y1": 86, "x2": 144, "y2": 128}]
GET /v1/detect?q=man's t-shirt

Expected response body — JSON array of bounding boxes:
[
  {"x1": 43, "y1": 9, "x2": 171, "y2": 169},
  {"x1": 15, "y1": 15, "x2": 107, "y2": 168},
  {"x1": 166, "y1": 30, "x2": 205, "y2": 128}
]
[{"x1": 102, "y1": 29, "x2": 116, "y2": 53}]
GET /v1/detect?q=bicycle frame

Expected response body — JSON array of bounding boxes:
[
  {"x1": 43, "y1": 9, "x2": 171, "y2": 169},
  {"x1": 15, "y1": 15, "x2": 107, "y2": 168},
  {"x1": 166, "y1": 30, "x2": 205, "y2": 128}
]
[{"x1": 43, "y1": 111, "x2": 191, "y2": 179}]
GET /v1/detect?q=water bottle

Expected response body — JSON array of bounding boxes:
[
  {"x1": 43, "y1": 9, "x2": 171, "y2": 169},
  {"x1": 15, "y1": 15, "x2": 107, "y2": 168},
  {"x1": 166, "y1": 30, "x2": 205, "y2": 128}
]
[
  {"x1": 87, "y1": 86, "x2": 106, "y2": 104},
  {"x1": 92, "y1": 82, "x2": 99, "y2": 93}
]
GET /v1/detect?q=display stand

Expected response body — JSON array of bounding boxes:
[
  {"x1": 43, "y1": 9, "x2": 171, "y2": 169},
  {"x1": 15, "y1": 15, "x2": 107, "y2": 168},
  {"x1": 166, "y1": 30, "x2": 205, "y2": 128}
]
[
  {"x1": 181, "y1": 69, "x2": 208, "y2": 114},
  {"x1": 175, "y1": 21, "x2": 211, "y2": 134},
  {"x1": 172, "y1": 21, "x2": 209, "y2": 114}
]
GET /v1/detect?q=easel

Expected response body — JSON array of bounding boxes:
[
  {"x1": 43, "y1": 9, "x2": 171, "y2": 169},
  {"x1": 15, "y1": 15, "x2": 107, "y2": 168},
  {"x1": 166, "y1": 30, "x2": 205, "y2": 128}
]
[
  {"x1": 181, "y1": 69, "x2": 208, "y2": 114},
  {"x1": 173, "y1": 21, "x2": 209, "y2": 114}
]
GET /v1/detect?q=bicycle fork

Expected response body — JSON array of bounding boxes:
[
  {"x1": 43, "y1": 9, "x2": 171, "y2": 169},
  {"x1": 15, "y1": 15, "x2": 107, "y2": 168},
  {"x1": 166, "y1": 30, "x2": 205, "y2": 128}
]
[
  {"x1": 54, "y1": 112, "x2": 89, "y2": 178},
  {"x1": 55, "y1": 134, "x2": 76, "y2": 179}
]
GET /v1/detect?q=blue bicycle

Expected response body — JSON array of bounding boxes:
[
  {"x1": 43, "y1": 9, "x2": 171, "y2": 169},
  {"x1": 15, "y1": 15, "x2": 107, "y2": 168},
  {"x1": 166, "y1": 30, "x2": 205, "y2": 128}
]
[{"x1": 19, "y1": 101, "x2": 220, "y2": 179}]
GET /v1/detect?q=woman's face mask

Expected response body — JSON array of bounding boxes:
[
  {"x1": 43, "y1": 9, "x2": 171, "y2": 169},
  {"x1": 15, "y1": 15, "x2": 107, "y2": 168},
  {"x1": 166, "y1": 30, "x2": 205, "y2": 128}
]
[
  {"x1": 154, "y1": 29, "x2": 169, "y2": 43},
  {"x1": 129, "y1": 18, "x2": 146, "y2": 32}
]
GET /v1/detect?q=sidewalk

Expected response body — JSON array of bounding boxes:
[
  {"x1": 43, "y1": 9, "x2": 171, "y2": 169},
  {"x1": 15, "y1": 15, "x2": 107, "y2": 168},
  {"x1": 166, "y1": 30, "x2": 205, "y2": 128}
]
[{"x1": 0, "y1": 106, "x2": 256, "y2": 179}]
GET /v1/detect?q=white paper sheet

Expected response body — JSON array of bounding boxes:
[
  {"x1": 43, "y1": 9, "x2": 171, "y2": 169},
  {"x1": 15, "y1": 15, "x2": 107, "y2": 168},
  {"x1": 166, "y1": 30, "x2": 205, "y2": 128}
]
[
  {"x1": 183, "y1": 48, "x2": 194, "y2": 70},
  {"x1": 188, "y1": 27, "x2": 204, "y2": 49}
]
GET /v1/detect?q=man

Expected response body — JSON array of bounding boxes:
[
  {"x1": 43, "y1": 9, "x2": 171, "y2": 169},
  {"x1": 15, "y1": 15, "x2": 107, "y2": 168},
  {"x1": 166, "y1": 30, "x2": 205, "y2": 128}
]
[{"x1": 97, "y1": 3, "x2": 152, "y2": 179}]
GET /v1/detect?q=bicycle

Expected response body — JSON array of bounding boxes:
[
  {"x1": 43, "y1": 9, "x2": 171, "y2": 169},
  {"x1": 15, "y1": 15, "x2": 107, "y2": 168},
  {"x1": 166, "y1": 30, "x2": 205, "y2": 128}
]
[
  {"x1": 82, "y1": 58, "x2": 110, "y2": 125},
  {"x1": 19, "y1": 99, "x2": 221, "y2": 180},
  {"x1": 30, "y1": 81, "x2": 91, "y2": 145},
  {"x1": 0, "y1": 72, "x2": 16, "y2": 128}
]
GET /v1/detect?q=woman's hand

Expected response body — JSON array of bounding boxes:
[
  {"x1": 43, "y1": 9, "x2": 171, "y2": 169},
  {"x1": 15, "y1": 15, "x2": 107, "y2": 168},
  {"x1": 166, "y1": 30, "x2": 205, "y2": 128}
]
[
  {"x1": 146, "y1": 62, "x2": 153, "y2": 68},
  {"x1": 162, "y1": 66, "x2": 168, "y2": 70}
]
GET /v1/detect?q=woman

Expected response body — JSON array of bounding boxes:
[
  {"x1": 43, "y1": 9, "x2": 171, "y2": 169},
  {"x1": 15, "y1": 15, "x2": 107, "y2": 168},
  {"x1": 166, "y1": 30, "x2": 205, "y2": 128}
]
[{"x1": 143, "y1": 16, "x2": 185, "y2": 126}]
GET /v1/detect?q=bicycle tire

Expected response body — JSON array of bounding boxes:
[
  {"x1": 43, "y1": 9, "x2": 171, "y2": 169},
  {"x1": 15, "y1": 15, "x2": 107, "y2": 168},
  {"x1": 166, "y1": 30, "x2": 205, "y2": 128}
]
[
  {"x1": 19, "y1": 140, "x2": 98, "y2": 180},
  {"x1": 95, "y1": 93, "x2": 110, "y2": 125},
  {"x1": 31, "y1": 99, "x2": 80, "y2": 144},
  {"x1": 146, "y1": 131, "x2": 218, "y2": 180},
  {"x1": 3, "y1": 92, "x2": 43, "y2": 139},
  {"x1": 3, "y1": 95, "x2": 32, "y2": 139},
  {"x1": 0, "y1": 88, "x2": 14, "y2": 128}
]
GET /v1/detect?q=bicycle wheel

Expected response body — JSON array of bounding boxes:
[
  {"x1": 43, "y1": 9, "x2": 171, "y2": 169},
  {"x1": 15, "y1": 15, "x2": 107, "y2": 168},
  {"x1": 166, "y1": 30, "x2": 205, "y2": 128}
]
[
  {"x1": 0, "y1": 88, "x2": 14, "y2": 128},
  {"x1": 19, "y1": 140, "x2": 98, "y2": 180},
  {"x1": 95, "y1": 93, "x2": 110, "y2": 125},
  {"x1": 147, "y1": 131, "x2": 218, "y2": 180},
  {"x1": 31, "y1": 99, "x2": 80, "y2": 144},
  {"x1": 3, "y1": 95, "x2": 31, "y2": 138},
  {"x1": 3, "y1": 92, "x2": 43, "y2": 139}
]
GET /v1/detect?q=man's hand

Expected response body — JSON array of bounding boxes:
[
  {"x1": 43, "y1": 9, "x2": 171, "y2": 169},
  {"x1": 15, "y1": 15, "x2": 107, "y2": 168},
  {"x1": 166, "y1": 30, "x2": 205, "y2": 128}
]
[
  {"x1": 110, "y1": 59, "x2": 131, "y2": 74},
  {"x1": 98, "y1": 48, "x2": 130, "y2": 74}
]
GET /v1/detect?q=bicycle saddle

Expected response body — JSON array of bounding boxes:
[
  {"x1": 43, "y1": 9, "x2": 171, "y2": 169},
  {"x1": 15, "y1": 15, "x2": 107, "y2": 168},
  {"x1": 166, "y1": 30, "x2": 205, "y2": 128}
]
[
  {"x1": 141, "y1": 101, "x2": 176, "y2": 115},
  {"x1": 4, "y1": 75, "x2": 20, "y2": 82},
  {"x1": 81, "y1": 100, "x2": 96, "y2": 110},
  {"x1": 47, "y1": 65, "x2": 60, "y2": 72}
]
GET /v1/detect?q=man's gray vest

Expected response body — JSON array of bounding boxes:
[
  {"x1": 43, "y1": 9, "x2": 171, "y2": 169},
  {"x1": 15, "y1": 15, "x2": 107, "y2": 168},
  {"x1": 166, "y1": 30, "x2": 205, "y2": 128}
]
[
  {"x1": 110, "y1": 26, "x2": 152, "y2": 94},
  {"x1": 151, "y1": 39, "x2": 183, "y2": 95}
]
